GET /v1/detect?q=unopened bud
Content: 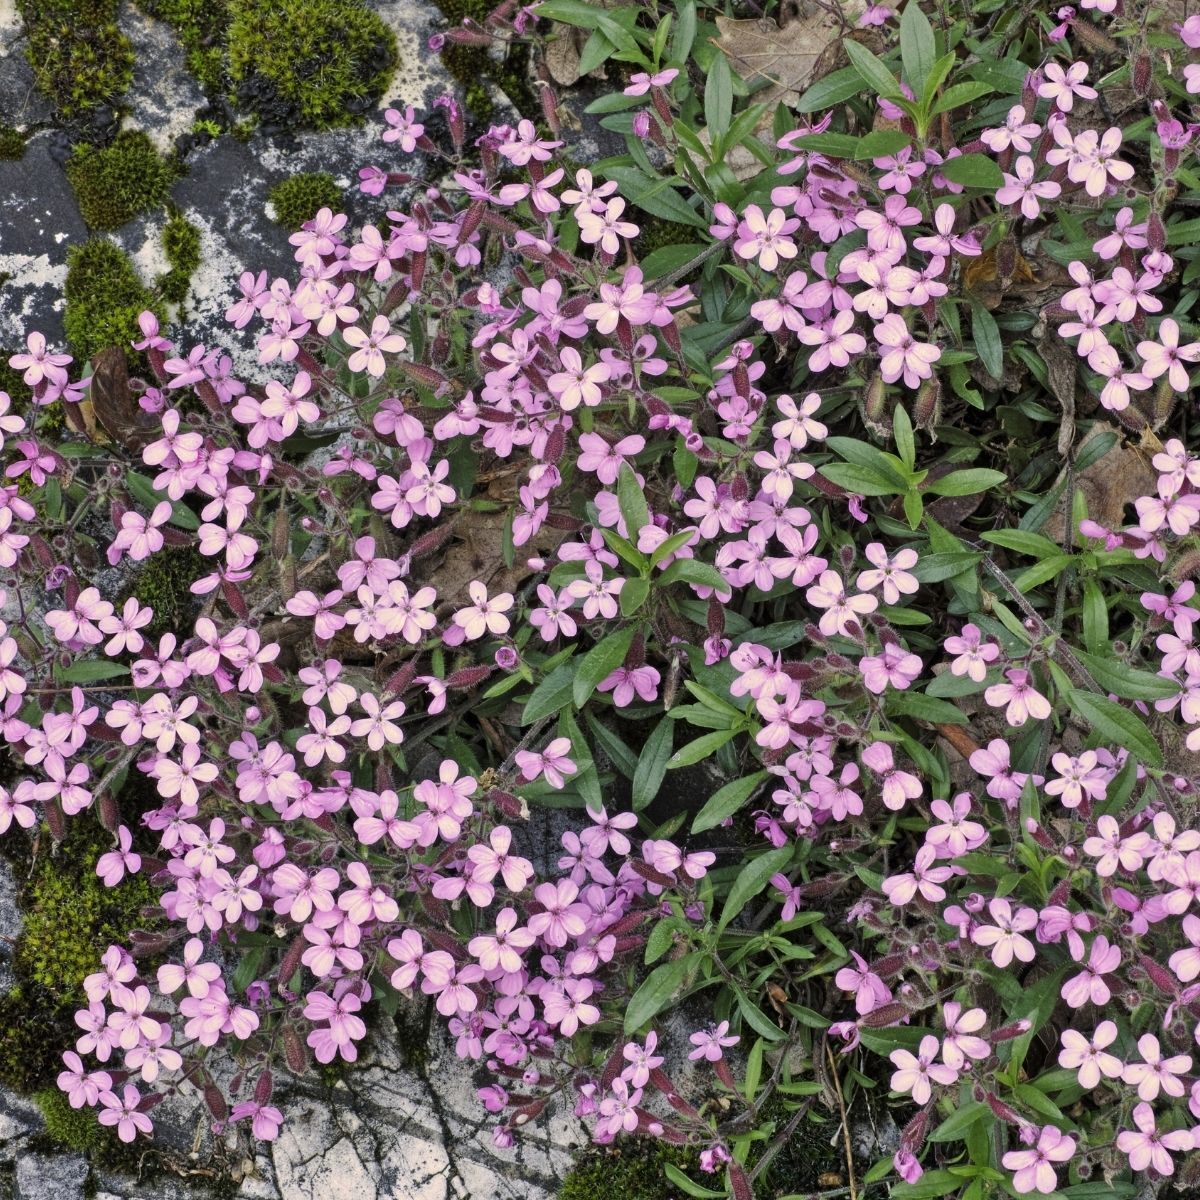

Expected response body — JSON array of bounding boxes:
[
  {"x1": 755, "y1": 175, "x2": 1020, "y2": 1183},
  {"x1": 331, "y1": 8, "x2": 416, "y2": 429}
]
[{"x1": 1132, "y1": 52, "x2": 1152, "y2": 97}]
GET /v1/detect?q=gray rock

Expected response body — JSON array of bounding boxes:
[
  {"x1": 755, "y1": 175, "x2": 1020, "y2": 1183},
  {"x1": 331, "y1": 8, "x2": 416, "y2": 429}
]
[
  {"x1": 0, "y1": 1, "x2": 53, "y2": 132},
  {"x1": 14, "y1": 1150, "x2": 88, "y2": 1200}
]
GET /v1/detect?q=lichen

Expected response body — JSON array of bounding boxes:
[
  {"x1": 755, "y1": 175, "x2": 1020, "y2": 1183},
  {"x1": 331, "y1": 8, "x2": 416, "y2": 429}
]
[
  {"x1": 0, "y1": 127, "x2": 25, "y2": 160},
  {"x1": 269, "y1": 172, "x2": 344, "y2": 230},
  {"x1": 559, "y1": 1140, "x2": 706, "y2": 1200},
  {"x1": 227, "y1": 0, "x2": 397, "y2": 130},
  {"x1": 158, "y1": 208, "x2": 203, "y2": 304},
  {"x1": 66, "y1": 130, "x2": 177, "y2": 232},
  {"x1": 18, "y1": 0, "x2": 134, "y2": 120},
  {"x1": 63, "y1": 238, "x2": 161, "y2": 365}
]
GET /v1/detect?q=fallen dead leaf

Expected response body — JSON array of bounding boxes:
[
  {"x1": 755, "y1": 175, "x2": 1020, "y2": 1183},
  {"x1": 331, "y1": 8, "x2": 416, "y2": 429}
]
[{"x1": 1043, "y1": 422, "x2": 1159, "y2": 542}]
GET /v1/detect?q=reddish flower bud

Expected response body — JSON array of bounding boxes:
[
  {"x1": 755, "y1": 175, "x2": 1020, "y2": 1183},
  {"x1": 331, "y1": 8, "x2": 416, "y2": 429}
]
[
  {"x1": 282, "y1": 1027, "x2": 308, "y2": 1074},
  {"x1": 859, "y1": 1002, "x2": 909, "y2": 1027},
  {"x1": 447, "y1": 665, "x2": 492, "y2": 689}
]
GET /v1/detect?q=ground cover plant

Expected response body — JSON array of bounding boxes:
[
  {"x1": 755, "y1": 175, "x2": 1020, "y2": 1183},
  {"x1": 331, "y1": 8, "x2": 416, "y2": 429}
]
[{"x1": 7, "y1": 0, "x2": 1200, "y2": 1197}]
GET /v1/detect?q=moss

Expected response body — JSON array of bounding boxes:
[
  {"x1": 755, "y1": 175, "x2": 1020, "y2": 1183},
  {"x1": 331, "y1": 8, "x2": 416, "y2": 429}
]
[
  {"x1": 269, "y1": 172, "x2": 344, "y2": 230},
  {"x1": 0, "y1": 127, "x2": 25, "y2": 160},
  {"x1": 0, "y1": 354, "x2": 32, "y2": 409},
  {"x1": 134, "y1": 0, "x2": 231, "y2": 96},
  {"x1": 66, "y1": 131, "x2": 177, "y2": 232},
  {"x1": 35, "y1": 1088, "x2": 110, "y2": 1155},
  {"x1": 434, "y1": 0, "x2": 535, "y2": 124},
  {"x1": 63, "y1": 239, "x2": 161, "y2": 365},
  {"x1": 0, "y1": 984, "x2": 76, "y2": 1093},
  {"x1": 118, "y1": 544, "x2": 205, "y2": 638},
  {"x1": 16, "y1": 822, "x2": 160, "y2": 1001},
  {"x1": 560, "y1": 1140, "x2": 706, "y2": 1200},
  {"x1": 18, "y1": 0, "x2": 134, "y2": 120},
  {"x1": 158, "y1": 209, "x2": 202, "y2": 304},
  {"x1": 227, "y1": 0, "x2": 396, "y2": 130}
]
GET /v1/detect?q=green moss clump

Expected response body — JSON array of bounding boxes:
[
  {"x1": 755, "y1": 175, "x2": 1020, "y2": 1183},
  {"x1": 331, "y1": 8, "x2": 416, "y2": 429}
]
[
  {"x1": 63, "y1": 239, "x2": 161, "y2": 365},
  {"x1": 158, "y1": 209, "x2": 202, "y2": 304},
  {"x1": 227, "y1": 0, "x2": 396, "y2": 130},
  {"x1": 66, "y1": 131, "x2": 177, "y2": 232},
  {"x1": 16, "y1": 832, "x2": 160, "y2": 1002},
  {"x1": 0, "y1": 985, "x2": 75, "y2": 1093},
  {"x1": 134, "y1": 0, "x2": 231, "y2": 95},
  {"x1": 0, "y1": 126, "x2": 25, "y2": 160},
  {"x1": 559, "y1": 1141, "x2": 705, "y2": 1200},
  {"x1": 0, "y1": 352, "x2": 33, "y2": 409},
  {"x1": 18, "y1": 0, "x2": 134, "y2": 119},
  {"x1": 269, "y1": 172, "x2": 344, "y2": 230},
  {"x1": 118, "y1": 544, "x2": 205, "y2": 638},
  {"x1": 35, "y1": 1088, "x2": 109, "y2": 1155}
]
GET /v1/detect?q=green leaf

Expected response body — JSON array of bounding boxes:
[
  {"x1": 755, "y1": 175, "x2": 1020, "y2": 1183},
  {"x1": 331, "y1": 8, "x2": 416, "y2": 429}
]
[
  {"x1": 886, "y1": 690, "x2": 969, "y2": 725},
  {"x1": 981, "y1": 529, "x2": 1064, "y2": 557},
  {"x1": 658, "y1": 557, "x2": 729, "y2": 593},
  {"x1": 964, "y1": 57, "x2": 1030, "y2": 94},
  {"x1": 825, "y1": 436, "x2": 911, "y2": 486},
  {"x1": 892, "y1": 1171, "x2": 975, "y2": 1200},
  {"x1": 617, "y1": 462, "x2": 650, "y2": 538},
  {"x1": 970, "y1": 302, "x2": 1003, "y2": 381},
  {"x1": 705, "y1": 50, "x2": 734, "y2": 147},
  {"x1": 910, "y1": 551, "x2": 982, "y2": 582},
  {"x1": 717, "y1": 846, "x2": 792, "y2": 932},
  {"x1": 126, "y1": 472, "x2": 200, "y2": 530},
  {"x1": 624, "y1": 953, "x2": 700, "y2": 1033},
  {"x1": 662, "y1": 1164, "x2": 726, "y2": 1199},
  {"x1": 919, "y1": 51, "x2": 957, "y2": 107},
  {"x1": 523, "y1": 660, "x2": 577, "y2": 723},
  {"x1": 893, "y1": 403, "x2": 916, "y2": 470},
  {"x1": 620, "y1": 576, "x2": 650, "y2": 617},
  {"x1": 602, "y1": 167, "x2": 707, "y2": 228},
  {"x1": 821, "y1": 464, "x2": 903, "y2": 497},
  {"x1": 574, "y1": 625, "x2": 639, "y2": 708},
  {"x1": 671, "y1": 0, "x2": 697, "y2": 62},
  {"x1": 57, "y1": 660, "x2": 130, "y2": 684},
  {"x1": 794, "y1": 65, "x2": 866, "y2": 112},
  {"x1": 1073, "y1": 650, "x2": 1179, "y2": 700},
  {"x1": 843, "y1": 38, "x2": 903, "y2": 100},
  {"x1": 632, "y1": 719, "x2": 674, "y2": 810},
  {"x1": 584, "y1": 713, "x2": 638, "y2": 779},
  {"x1": 929, "y1": 1101, "x2": 991, "y2": 1143},
  {"x1": 924, "y1": 468, "x2": 1007, "y2": 497},
  {"x1": 930, "y1": 80, "x2": 995, "y2": 115},
  {"x1": 692, "y1": 770, "x2": 768, "y2": 833},
  {"x1": 784, "y1": 132, "x2": 862, "y2": 160},
  {"x1": 668, "y1": 728, "x2": 737, "y2": 768},
  {"x1": 1067, "y1": 688, "x2": 1163, "y2": 767},
  {"x1": 854, "y1": 130, "x2": 913, "y2": 160},
  {"x1": 899, "y1": 1, "x2": 937, "y2": 93},
  {"x1": 640, "y1": 243, "x2": 707, "y2": 280},
  {"x1": 938, "y1": 153, "x2": 1004, "y2": 189}
]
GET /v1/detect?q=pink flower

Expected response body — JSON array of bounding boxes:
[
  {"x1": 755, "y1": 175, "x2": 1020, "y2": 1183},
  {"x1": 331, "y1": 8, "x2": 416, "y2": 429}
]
[
  {"x1": 1037, "y1": 61, "x2": 1097, "y2": 112},
  {"x1": 1138, "y1": 318, "x2": 1200, "y2": 393},
  {"x1": 874, "y1": 314, "x2": 941, "y2": 388},
  {"x1": 1122, "y1": 1033, "x2": 1192, "y2": 1101},
  {"x1": 856, "y1": 543, "x2": 918, "y2": 604},
  {"x1": 1044, "y1": 751, "x2": 1108, "y2": 808},
  {"x1": 231, "y1": 1100, "x2": 284, "y2": 1141},
  {"x1": 1116, "y1": 1102, "x2": 1193, "y2": 1174},
  {"x1": 624, "y1": 67, "x2": 678, "y2": 95},
  {"x1": 515, "y1": 737, "x2": 578, "y2": 789},
  {"x1": 984, "y1": 668, "x2": 1051, "y2": 727},
  {"x1": 944, "y1": 623, "x2": 1000, "y2": 682},
  {"x1": 382, "y1": 105, "x2": 425, "y2": 151},
  {"x1": 96, "y1": 826, "x2": 141, "y2": 887},
  {"x1": 734, "y1": 206, "x2": 799, "y2": 272},
  {"x1": 859, "y1": 642, "x2": 922, "y2": 693},
  {"x1": 889, "y1": 1035, "x2": 958, "y2": 1104},
  {"x1": 688, "y1": 1021, "x2": 739, "y2": 1062},
  {"x1": 453, "y1": 581, "x2": 513, "y2": 640},
  {"x1": 941, "y1": 1003, "x2": 989, "y2": 1069},
  {"x1": 1002, "y1": 1125, "x2": 1076, "y2": 1194},
  {"x1": 343, "y1": 316, "x2": 406, "y2": 378},
  {"x1": 548, "y1": 348, "x2": 610, "y2": 411},
  {"x1": 996, "y1": 156, "x2": 1061, "y2": 219},
  {"x1": 971, "y1": 897, "x2": 1038, "y2": 967},
  {"x1": 1058, "y1": 1021, "x2": 1123, "y2": 1089},
  {"x1": 834, "y1": 951, "x2": 892, "y2": 1015},
  {"x1": 577, "y1": 198, "x2": 639, "y2": 255},
  {"x1": 98, "y1": 1084, "x2": 154, "y2": 1142}
]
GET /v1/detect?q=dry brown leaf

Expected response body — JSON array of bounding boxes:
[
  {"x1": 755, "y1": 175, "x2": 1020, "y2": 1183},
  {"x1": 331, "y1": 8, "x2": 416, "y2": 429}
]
[
  {"x1": 1043, "y1": 423, "x2": 1158, "y2": 542},
  {"x1": 545, "y1": 25, "x2": 588, "y2": 87},
  {"x1": 713, "y1": 0, "x2": 863, "y2": 109}
]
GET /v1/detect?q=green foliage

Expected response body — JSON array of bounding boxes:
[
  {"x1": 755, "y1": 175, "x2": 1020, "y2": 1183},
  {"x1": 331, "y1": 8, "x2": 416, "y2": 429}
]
[
  {"x1": 16, "y1": 824, "x2": 159, "y2": 1001},
  {"x1": 65, "y1": 131, "x2": 177, "y2": 232},
  {"x1": 62, "y1": 239, "x2": 161, "y2": 365},
  {"x1": 36, "y1": 1088, "x2": 109, "y2": 1154},
  {"x1": 559, "y1": 1140, "x2": 705, "y2": 1200},
  {"x1": 18, "y1": 0, "x2": 134, "y2": 119},
  {"x1": 118, "y1": 544, "x2": 205, "y2": 638},
  {"x1": 0, "y1": 126, "x2": 25, "y2": 160},
  {"x1": 158, "y1": 209, "x2": 202, "y2": 303},
  {"x1": 269, "y1": 172, "x2": 344, "y2": 230},
  {"x1": 227, "y1": 0, "x2": 397, "y2": 130}
]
